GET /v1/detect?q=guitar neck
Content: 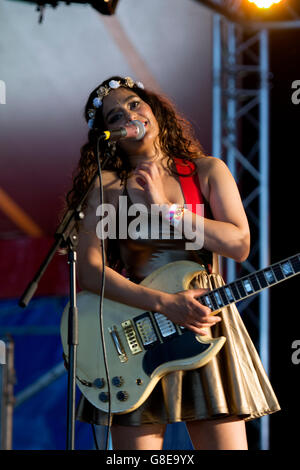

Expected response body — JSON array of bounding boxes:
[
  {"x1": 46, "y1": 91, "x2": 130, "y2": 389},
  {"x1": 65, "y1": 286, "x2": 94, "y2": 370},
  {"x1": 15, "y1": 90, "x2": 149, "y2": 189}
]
[
  {"x1": 101, "y1": 254, "x2": 300, "y2": 355},
  {"x1": 198, "y1": 254, "x2": 300, "y2": 312}
]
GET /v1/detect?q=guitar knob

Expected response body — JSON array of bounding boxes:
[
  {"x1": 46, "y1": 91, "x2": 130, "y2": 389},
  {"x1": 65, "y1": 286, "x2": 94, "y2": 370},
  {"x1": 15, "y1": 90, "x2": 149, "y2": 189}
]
[
  {"x1": 116, "y1": 391, "x2": 128, "y2": 401},
  {"x1": 99, "y1": 392, "x2": 109, "y2": 403},
  {"x1": 112, "y1": 376, "x2": 124, "y2": 387},
  {"x1": 93, "y1": 378, "x2": 105, "y2": 389}
]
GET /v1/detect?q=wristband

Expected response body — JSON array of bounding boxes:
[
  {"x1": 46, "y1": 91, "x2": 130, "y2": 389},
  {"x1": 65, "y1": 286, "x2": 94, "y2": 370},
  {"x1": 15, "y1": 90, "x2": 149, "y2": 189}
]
[{"x1": 167, "y1": 203, "x2": 186, "y2": 226}]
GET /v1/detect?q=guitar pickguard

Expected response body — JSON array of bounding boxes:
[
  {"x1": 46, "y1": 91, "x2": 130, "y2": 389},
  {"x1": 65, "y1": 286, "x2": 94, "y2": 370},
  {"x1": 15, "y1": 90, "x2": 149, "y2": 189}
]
[{"x1": 142, "y1": 330, "x2": 211, "y2": 376}]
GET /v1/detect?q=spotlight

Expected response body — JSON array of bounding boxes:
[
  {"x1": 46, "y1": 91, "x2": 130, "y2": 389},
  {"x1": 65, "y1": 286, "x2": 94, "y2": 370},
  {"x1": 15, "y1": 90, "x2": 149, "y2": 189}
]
[{"x1": 247, "y1": 0, "x2": 283, "y2": 8}]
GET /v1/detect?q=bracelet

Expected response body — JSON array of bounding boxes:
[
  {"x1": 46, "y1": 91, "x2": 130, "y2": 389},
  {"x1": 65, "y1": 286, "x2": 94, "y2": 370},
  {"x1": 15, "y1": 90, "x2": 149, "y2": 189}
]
[{"x1": 167, "y1": 203, "x2": 186, "y2": 226}]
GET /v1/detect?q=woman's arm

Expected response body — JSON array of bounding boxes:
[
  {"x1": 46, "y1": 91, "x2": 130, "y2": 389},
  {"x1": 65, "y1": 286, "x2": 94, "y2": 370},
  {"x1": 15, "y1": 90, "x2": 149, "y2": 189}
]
[
  {"x1": 134, "y1": 157, "x2": 250, "y2": 262},
  {"x1": 77, "y1": 225, "x2": 220, "y2": 336},
  {"x1": 193, "y1": 157, "x2": 250, "y2": 262},
  {"x1": 76, "y1": 173, "x2": 221, "y2": 335},
  {"x1": 77, "y1": 229, "x2": 166, "y2": 313}
]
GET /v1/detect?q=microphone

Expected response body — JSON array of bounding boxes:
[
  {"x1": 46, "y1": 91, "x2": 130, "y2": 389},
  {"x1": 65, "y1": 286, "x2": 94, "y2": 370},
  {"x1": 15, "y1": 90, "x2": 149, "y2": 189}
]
[{"x1": 101, "y1": 120, "x2": 146, "y2": 142}]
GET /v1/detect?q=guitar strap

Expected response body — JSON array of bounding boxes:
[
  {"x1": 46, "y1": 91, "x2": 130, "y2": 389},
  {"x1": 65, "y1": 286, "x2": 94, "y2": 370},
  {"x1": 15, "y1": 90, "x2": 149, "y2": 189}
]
[
  {"x1": 173, "y1": 158, "x2": 205, "y2": 216},
  {"x1": 174, "y1": 158, "x2": 220, "y2": 274}
]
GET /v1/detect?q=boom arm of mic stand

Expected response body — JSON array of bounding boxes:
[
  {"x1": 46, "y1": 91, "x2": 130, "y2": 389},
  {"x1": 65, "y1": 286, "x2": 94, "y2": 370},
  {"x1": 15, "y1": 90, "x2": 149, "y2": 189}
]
[
  {"x1": 18, "y1": 171, "x2": 99, "y2": 451},
  {"x1": 18, "y1": 171, "x2": 98, "y2": 308}
]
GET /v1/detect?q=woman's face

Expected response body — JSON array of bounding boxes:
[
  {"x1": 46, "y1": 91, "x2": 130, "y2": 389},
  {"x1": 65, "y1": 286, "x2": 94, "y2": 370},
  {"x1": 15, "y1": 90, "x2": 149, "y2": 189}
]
[{"x1": 101, "y1": 87, "x2": 160, "y2": 156}]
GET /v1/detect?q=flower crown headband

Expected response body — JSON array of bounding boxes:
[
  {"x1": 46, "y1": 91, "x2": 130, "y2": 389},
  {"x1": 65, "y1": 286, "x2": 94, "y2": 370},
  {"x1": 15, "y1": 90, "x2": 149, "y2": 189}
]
[{"x1": 87, "y1": 76, "x2": 144, "y2": 129}]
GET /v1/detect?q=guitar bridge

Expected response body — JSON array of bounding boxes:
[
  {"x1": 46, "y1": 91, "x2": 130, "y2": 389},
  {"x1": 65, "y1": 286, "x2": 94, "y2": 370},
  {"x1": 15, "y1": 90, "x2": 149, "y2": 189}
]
[
  {"x1": 122, "y1": 320, "x2": 143, "y2": 355},
  {"x1": 108, "y1": 326, "x2": 128, "y2": 363}
]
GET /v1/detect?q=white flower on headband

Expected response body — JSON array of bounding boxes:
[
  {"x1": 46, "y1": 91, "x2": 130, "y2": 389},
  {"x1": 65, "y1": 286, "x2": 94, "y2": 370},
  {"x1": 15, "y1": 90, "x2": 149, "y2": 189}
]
[
  {"x1": 108, "y1": 80, "x2": 121, "y2": 89},
  {"x1": 93, "y1": 97, "x2": 102, "y2": 108}
]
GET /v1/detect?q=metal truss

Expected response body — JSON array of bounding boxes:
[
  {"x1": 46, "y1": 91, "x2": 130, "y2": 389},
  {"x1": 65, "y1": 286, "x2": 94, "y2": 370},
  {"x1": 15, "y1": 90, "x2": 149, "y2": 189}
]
[
  {"x1": 207, "y1": 0, "x2": 300, "y2": 450},
  {"x1": 194, "y1": 0, "x2": 300, "y2": 29},
  {"x1": 212, "y1": 15, "x2": 270, "y2": 449}
]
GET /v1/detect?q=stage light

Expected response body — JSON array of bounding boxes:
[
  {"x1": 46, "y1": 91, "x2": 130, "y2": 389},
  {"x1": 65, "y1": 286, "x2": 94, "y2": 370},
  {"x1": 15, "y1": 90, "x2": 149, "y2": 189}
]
[
  {"x1": 90, "y1": 0, "x2": 119, "y2": 15},
  {"x1": 7, "y1": 1, "x2": 120, "y2": 16},
  {"x1": 247, "y1": 0, "x2": 283, "y2": 8}
]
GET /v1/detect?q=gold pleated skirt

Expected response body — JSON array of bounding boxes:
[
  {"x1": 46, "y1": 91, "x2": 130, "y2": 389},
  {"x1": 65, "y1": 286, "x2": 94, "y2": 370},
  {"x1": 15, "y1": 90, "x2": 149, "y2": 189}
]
[{"x1": 76, "y1": 270, "x2": 280, "y2": 426}]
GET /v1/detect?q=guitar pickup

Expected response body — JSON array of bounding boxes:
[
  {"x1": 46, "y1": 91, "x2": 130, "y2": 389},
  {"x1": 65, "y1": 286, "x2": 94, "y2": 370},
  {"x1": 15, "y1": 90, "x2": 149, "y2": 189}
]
[
  {"x1": 122, "y1": 320, "x2": 143, "y2": 355},
  {"x1": 153, "y1": 312, "x2": 178, "y2": 338},
  {"x1": 134, "y1": 313, "x2": 160, "y2": 349},
  {"x1": 108, "y1": 326, "x2": 128, "y2": 363}
]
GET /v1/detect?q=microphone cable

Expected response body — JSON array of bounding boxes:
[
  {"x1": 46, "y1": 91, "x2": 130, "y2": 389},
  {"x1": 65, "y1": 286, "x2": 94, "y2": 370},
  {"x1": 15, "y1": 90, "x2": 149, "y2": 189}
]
[
  {"x1": 92, "y1": 136, "x2": 112, "y2": 451},
  {"x1": 92, "y1": 122, "x2": 144, "y2": 449}
]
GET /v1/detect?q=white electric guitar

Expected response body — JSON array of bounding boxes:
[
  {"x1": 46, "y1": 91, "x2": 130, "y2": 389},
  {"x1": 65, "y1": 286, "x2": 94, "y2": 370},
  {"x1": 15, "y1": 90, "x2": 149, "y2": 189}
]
[{"x1": 60, "y1": 254, "x2": 299, "y2": 415}]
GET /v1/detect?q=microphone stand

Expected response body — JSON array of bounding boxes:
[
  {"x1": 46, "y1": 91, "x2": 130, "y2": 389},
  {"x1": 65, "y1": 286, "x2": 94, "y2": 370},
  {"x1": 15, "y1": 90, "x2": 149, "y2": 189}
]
[{"x1": 19, "y1": 142, "x2": 109, "y2": 450}]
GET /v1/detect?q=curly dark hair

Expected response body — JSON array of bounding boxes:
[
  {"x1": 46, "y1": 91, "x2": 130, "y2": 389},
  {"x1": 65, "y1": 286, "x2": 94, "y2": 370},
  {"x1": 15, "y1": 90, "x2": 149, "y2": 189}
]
[{"x1": 65, "y1": 76, "x2": 206, "y2": 211}]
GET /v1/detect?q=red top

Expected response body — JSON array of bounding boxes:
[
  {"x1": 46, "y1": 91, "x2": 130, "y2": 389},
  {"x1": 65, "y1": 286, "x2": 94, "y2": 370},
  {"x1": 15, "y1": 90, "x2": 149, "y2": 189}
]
[{"x1": 174, "y1": 158, "x2": 209, "y2": 217}]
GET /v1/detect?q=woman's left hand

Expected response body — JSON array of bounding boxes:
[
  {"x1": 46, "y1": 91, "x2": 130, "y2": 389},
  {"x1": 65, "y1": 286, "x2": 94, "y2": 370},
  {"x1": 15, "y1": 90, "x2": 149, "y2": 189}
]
[{"x1": 133, "y1": 161, "x2": 171, "y2": 206}]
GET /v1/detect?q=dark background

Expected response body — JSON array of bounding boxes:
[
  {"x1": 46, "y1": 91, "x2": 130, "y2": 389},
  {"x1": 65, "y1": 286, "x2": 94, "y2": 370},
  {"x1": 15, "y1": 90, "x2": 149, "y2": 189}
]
[{"x1": 269, "y1": 27, "x2": 300, "y2": 450}]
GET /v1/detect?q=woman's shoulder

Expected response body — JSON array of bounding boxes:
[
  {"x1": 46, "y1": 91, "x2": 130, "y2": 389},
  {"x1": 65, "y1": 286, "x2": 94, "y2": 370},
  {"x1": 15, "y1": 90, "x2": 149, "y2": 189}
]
[
  {"x1": 92, "y1": 169, "x2": 121, "y2": 188},
  {"x1": 193, "y1": 155, "x2": 228, "y2": 182},
  {"x1": 90, "y1": 169, "x2": 124, "y2": 206},
  {"x1": 193, "y1": 156, "x2": 229, "y2": 200},
  {"x1": 194, "y1": 155, "x2": 227, "y2": 174}
]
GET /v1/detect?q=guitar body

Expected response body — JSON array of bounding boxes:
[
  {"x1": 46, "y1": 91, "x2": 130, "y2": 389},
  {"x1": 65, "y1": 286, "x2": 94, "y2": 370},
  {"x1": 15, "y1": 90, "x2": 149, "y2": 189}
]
[{"x1": 60, "y1": 261, "x2": 226, "y2": 414}]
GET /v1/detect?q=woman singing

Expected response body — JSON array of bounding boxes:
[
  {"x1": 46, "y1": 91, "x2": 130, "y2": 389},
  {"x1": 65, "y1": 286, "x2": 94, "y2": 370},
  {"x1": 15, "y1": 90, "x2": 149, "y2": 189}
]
[{"x1": 65, "y1": 76, "x2": 280, "y2": 450}]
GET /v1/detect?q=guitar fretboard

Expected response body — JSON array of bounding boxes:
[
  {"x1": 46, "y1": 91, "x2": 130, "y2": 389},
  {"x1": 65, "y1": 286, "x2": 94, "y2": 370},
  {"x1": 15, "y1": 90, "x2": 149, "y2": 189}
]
[
  {"x1": 198, "y1": 254, "x2": 300, "y2": 311},
  {"x1": 128, "y1": 254, "x2": 300, "y2": 350}
]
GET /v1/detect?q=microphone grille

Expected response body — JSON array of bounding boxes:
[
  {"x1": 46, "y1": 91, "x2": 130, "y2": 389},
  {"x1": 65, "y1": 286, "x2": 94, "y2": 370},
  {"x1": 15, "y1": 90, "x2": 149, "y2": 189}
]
[{"x1": 131, "y1": 120, "x2": 146, "y2": 140}]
